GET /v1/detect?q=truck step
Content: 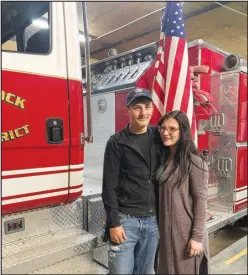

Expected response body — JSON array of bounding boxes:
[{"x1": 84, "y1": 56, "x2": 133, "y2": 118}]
[
  {"x1": 206, "y1": 207, "x2": 247, "y2": 234},
  {"x1": 2, "y1": 199, "x2": 85, "y2": 245},
  {"x1": 28, "y1": 252, "x2": 108, "y2": 274},
  {"x1": 2, "y1": 228, "x2": 97, "y2": 274}
]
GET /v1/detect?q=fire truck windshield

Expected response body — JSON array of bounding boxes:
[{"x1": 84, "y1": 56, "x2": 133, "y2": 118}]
[{"x1": 1, "y1": 1, "x2": 50, "y2": 54}]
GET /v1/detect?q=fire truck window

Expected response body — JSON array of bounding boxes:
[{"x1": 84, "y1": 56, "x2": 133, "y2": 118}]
[
  {"x1": 1, "y1": 2, "x2": 50, "y2": 55},
  {"x1": 24, "y1": 12, "x2": 50, "y2": 54}
]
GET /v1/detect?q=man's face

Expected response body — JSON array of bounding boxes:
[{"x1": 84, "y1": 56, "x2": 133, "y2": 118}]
[{"x1": 126, "y1": 98, "x2": 153, "y2": 129}]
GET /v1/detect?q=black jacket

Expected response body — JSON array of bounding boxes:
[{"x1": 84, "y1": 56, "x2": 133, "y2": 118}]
[{"x1": 102, "y1": 125, "x2": 159, "y2": 227}]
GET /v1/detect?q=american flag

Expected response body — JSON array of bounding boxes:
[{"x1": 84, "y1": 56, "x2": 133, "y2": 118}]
[{"x1": 152, "y1": 1, "x2": 197, "y2": 144}]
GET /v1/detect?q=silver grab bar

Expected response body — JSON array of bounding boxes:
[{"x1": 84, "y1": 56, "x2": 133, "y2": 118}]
[{"x1": 82, "y1": 1, "x2": 93, "y2": 143}]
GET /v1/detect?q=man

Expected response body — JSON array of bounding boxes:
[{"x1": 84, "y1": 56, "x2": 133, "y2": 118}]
[{"x1": 102, "y1": 88, "x2": 159, "y2": 274}]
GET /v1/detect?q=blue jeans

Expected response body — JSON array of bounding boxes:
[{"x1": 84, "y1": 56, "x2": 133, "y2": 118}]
[{"x1": 108, "y1": 212, "x2": 159, "y2": 274}]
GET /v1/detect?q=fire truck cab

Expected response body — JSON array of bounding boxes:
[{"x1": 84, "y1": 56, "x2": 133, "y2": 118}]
[{"x1": 2, "y1": 2, "x2": 84, "y2": 215}]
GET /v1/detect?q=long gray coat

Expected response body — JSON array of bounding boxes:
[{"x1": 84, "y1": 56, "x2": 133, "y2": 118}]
[{"x1": 157, "y1": 154, "x2": 210, "y2": 274}]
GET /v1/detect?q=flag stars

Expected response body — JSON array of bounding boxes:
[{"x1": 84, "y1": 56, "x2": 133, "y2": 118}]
[{"x1": 163, "y1": 3, "x2": 185, "y2": 37}]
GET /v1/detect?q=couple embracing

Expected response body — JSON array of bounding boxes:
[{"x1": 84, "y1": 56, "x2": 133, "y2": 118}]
[{"x1": 102, "y1": 88, "x2": 210, "y2": 275}]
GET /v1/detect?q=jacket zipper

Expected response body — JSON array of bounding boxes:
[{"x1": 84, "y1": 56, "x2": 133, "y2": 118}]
[{"x1": 148, "y1": 132, "x2": 153, "y2": 213}]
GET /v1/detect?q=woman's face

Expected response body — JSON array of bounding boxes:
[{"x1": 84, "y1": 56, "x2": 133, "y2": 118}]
[{"x1": 159, "y1": 118, "x2": 180, "y2": 147}]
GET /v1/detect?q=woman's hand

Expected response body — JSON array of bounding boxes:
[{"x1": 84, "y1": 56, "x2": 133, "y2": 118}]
[{"x1": 187, "y1": 239, "x2": 203, "y2": 257}]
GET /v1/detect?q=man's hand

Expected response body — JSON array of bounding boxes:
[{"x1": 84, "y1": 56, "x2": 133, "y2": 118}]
[
  {"x1": 187, "y1": 239, "x2": 203, "y2": 257},
  {"x1": 110, "y1": 226, "x2": 127, "y2": 244}
]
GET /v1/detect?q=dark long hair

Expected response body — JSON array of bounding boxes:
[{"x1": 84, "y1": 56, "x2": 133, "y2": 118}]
[{"x1": 155, "y1": 110, "x2": 206, "y2": 186}]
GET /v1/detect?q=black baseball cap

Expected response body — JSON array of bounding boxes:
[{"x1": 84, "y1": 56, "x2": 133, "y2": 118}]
[{"x1": 126, "y1": 88, "x2": 153, "y2": 106}]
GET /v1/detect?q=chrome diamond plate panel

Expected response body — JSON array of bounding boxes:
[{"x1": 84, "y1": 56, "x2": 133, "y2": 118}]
[
  {"x1": 208, "y1": 72, "x2": 239, "y2": 212},
  {"x1": 2, "y1": 199, "x2": 84, "y2": 244}
]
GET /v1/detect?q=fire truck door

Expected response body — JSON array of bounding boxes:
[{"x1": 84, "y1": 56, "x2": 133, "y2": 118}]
[{"x1": 1, "y1": 2, "x2": 71, "y2": 214}]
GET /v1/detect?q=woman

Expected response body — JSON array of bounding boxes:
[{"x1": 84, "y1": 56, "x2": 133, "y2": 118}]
[{"x1": 155, "y1": 110, "x2": 210, "y2": 274}]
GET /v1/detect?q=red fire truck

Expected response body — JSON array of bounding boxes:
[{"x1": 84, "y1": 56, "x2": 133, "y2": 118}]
[{"x1": 1, "y1": 2, "x2": 247, "y2": 274}]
